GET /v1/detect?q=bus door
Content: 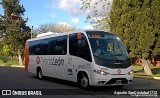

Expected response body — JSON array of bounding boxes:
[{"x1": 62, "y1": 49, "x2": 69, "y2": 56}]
[
  {"x1": 55, "y1": 36, "x2": 67, "y2": 80},
  {"x1": 67, "y1": 55, "x2": 75, "y2": 80},
  {"x1": 66, "y1": 34, "x2": 79, "y2": 81},
  {"x1": 68, "y1": 33, "x2": 92, "y2": 81}
]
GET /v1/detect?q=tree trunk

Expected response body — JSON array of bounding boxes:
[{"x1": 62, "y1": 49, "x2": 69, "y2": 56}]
[
  {"x1": 141, "y1": 59, "x2": 153, "y2": 75},
  {"x1": 18, "y1": 49, "x2": 23, "y2": 66}
]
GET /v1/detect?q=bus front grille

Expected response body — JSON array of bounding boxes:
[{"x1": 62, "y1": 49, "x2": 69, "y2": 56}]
[{"x1": 105, "y1": 78, "x2": 128, "y2": 84}]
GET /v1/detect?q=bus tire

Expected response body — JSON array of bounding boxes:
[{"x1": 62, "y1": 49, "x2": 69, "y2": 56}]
[
  {"x1": 78, "y1": 73, "x2": 90, "y2": 89},
  {"x1": 37, "y1": 68, "x2": 43, "y2": 80}
]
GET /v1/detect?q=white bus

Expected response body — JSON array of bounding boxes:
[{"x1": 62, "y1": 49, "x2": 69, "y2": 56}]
[{"x1": 24, "y1": 30, "x2": 133, "y2": 89}]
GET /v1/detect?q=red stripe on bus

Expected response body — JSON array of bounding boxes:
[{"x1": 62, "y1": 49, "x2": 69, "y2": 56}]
[{"x1": 24, "y1": 41, "x2": 29, "y2": 71}]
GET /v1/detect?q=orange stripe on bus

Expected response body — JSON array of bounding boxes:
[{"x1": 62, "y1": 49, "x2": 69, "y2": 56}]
[{"x1": 24, "y1": 41, "x2": 29, "y2": 71}]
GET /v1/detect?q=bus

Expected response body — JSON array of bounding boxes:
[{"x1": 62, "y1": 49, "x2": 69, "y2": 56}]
[{"x1": 24, "y1": 30, "x2": 133, "y2": 89}]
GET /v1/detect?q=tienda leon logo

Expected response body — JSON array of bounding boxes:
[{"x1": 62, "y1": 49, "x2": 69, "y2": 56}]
[{"x1": 36, "y1": 56, "x2": 40, "y2": 64}]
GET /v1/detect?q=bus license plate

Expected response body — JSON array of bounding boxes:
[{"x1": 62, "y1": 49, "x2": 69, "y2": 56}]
[{"x1": 116, "y1": 80, "x2": 122, "y2": 84}]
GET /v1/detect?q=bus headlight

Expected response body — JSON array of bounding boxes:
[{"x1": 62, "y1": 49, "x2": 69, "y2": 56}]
[
  {"x1": 128, "y1": 70, "x2": 133, "y2": 75},
  {"x1": 94, "y1": 70, "x2": 109, "y2": 75}
]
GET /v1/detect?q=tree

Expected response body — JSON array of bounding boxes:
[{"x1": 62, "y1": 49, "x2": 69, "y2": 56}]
[
  {"x1": 110, "y1": 0, "x2": 160, "y2": 75},
  {"x1": 0, "y1": 41, "x2": 5, "y2": 55},
  {"x1": 37, "y1": 24, "x2": 52, "y2": 34},
  {"x1": 0, "y1": 0, "x2": 31, "y2": 65},
  {"x1": 81, "y1": 0, "x2": 160, "y2": 75},
  {"x1": 2, "y1": 44, "x2": 14, "y2": 56},
  {"x1": 36, "y1": 23, "x2": 76, "y2": 34},
  {"x1": 0, "y1": 15, "x2": 5, "y2": 38},
  {"x1": 81, "y1": 0, "x2": 112, "y2": 29}
]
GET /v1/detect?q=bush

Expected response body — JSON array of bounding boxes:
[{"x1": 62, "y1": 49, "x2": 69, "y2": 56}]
[
  {"x1": 0, "y1": 59, "x2": 4, "y2": 64},
  {"x1": 0, "y1": 56, "x2": 9, "y2": 63},
  {"x1": 0, "y1": 55, "x2": 19, "y2": 65}
]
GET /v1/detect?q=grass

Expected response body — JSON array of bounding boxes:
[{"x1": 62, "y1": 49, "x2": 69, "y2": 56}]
[
  {"x1": 133, "y1": 65, "x2": 160, "y2": 77},
  {"x1": 0, "y1": 56, "x2": 19, "y2": 66},
  {"x1": 0, "y1": 59, "x2": 19, "y2": 66}
]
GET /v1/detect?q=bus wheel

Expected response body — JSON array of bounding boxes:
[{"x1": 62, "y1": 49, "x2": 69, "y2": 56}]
[
  {"x1": 37, "y1": 69, "x2": 43, "y2": 79},
  {"x1": 79, "y1": 75, "x2": 90, "y2": 89}
]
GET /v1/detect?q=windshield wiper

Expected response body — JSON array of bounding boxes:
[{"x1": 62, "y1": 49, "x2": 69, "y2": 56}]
[
  {"x1": 102, "y1": 52, "x2": 119, "y2": 62},
  {"x1": 94, "y1": 55, "x2": 113, "y2": 61},
  {"x1": 115, "y1": 54, "x2": 130, "y2": 60}
]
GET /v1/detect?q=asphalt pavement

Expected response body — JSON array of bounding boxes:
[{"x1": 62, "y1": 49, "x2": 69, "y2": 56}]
[{"x1": 0, "y1": 66, "x2": 160, "y2": 98}]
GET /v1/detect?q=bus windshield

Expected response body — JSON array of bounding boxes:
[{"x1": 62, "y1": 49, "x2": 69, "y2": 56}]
[{"x1": 86, "y1": 31, "x2": 131, "y2": 68}]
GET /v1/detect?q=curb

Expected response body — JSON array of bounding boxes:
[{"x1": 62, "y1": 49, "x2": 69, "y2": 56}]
[
  {"x1": 11, "y1": 65, "x2": 25, "y2": 68},
  {"x1": 153, "y1": 77, "x2": 160, "y2": 80},
  {"x1": 0, "y1": 65, "x2": 24, "y2": 68}
]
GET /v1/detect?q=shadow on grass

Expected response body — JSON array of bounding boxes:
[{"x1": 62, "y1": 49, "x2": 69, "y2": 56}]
[
  {"x1": 134, "y1": 67, "x2": 160, "y2": 78},
  {"x1": 133, "y1": 69, "x2": 144, "y2": 73},
  {"x1": 151, "y1": 68, "x2": 160, "y2": 76}
]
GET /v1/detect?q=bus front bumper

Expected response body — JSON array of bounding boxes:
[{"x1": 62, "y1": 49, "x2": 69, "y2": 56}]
[{"x1": 89, "y1": 71, "x2": 133, "y2": 86}]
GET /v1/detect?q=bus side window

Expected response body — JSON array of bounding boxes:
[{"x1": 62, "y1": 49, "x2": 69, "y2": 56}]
[
  {"x1": 55, "y1": 35, "x2": 67, "y2": 55},
  {"x1": 41, "y1": 39, "x2": 49, "y2": 55},
  {"x1": 69, "y1": 34, "x2": 78, "y2": 56},
  {"x1": 29, "y1": 42, "x2": 34, "y2": 55},
  {"x1": 34, "y1": 41, "x2": 41, "y2": 55},
  {"x1": 49, "y1": 38, "x2": 56, "y2": 55},
  {"x1": 85, "y1": 41, "x2": 92, "y2": 62},
  {"x1": 78, "y1": 34, "x2": 92, "y2": 62},
  {"x1": 46, "y1": 38, "x2": 52, "y2": 55},
  {"x1": 69, "y1": 33, "x2": 92, "y2": 62},
  {"x1": 62, "y1": 36, "x2": 67, "y2": 55}
]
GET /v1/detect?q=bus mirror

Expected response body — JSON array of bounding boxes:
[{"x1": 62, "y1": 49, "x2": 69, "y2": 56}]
[{"x1": 77, "y1": 33, "x2": 82, "y2": 39}]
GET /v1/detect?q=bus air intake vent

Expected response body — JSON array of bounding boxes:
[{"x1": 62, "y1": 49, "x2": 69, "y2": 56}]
[{"x1": 105, "y1": 78, "x2": 128, "y2": 84}]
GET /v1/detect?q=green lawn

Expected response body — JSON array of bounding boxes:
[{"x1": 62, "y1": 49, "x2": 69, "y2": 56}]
[
  {"x1": 0, "y1": 57, "x2": 19, "y2": 66},
  {"x1": 133, "y1": 65, "x2": 160, "y2": 77}
]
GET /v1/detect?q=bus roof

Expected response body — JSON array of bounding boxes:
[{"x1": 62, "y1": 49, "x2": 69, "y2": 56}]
[
  {"x1": 27, "y1": 30, "x2": 115, "y2": 42},
  {"x1": 36, "y1": 32, "x2": 58, "y2": 38}
]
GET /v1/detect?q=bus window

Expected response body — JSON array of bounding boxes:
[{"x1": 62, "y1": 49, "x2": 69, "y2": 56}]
[
  {"x1": 69, "y1": 33, "x2": 92, "y2": 62},
  {"x1": 29, "y1": 41, "x2": 34, "y2": 55},
  {"x1": 55, "y1": 35, "x2": 67, "y2": 55},
  {"x1": 50, "y1": 39, "x2": 56, "y2": 55},
  {"x1": 69, "y1": 34, "x2": 78, "y2": 56},
  {"x1": 77, "y1": 33, "x2": 82, "y2": 39},
  {"x1": 41, "y1": 39, "x2": 49, "y2": 55},
  {"x1": 34, "y1": 40, "x2": 41, "y2": 55}
]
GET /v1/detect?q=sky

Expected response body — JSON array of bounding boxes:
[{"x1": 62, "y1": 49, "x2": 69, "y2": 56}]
[
  {"x1": 0, "y1": 0, "x2": 94, "y2": 30},
  {"x1": 0, "y1": 0, "x2": 113, "y2": 30}
]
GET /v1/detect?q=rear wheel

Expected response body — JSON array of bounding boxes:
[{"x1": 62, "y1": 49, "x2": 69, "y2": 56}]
[{"x1": 37, "y1": 69, "x2": 43, "y2": 79}]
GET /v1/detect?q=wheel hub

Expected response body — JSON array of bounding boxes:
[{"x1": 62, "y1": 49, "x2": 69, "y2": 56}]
[{"x1": 81, "y1": 77, "x2": 88, "y2": 88}]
